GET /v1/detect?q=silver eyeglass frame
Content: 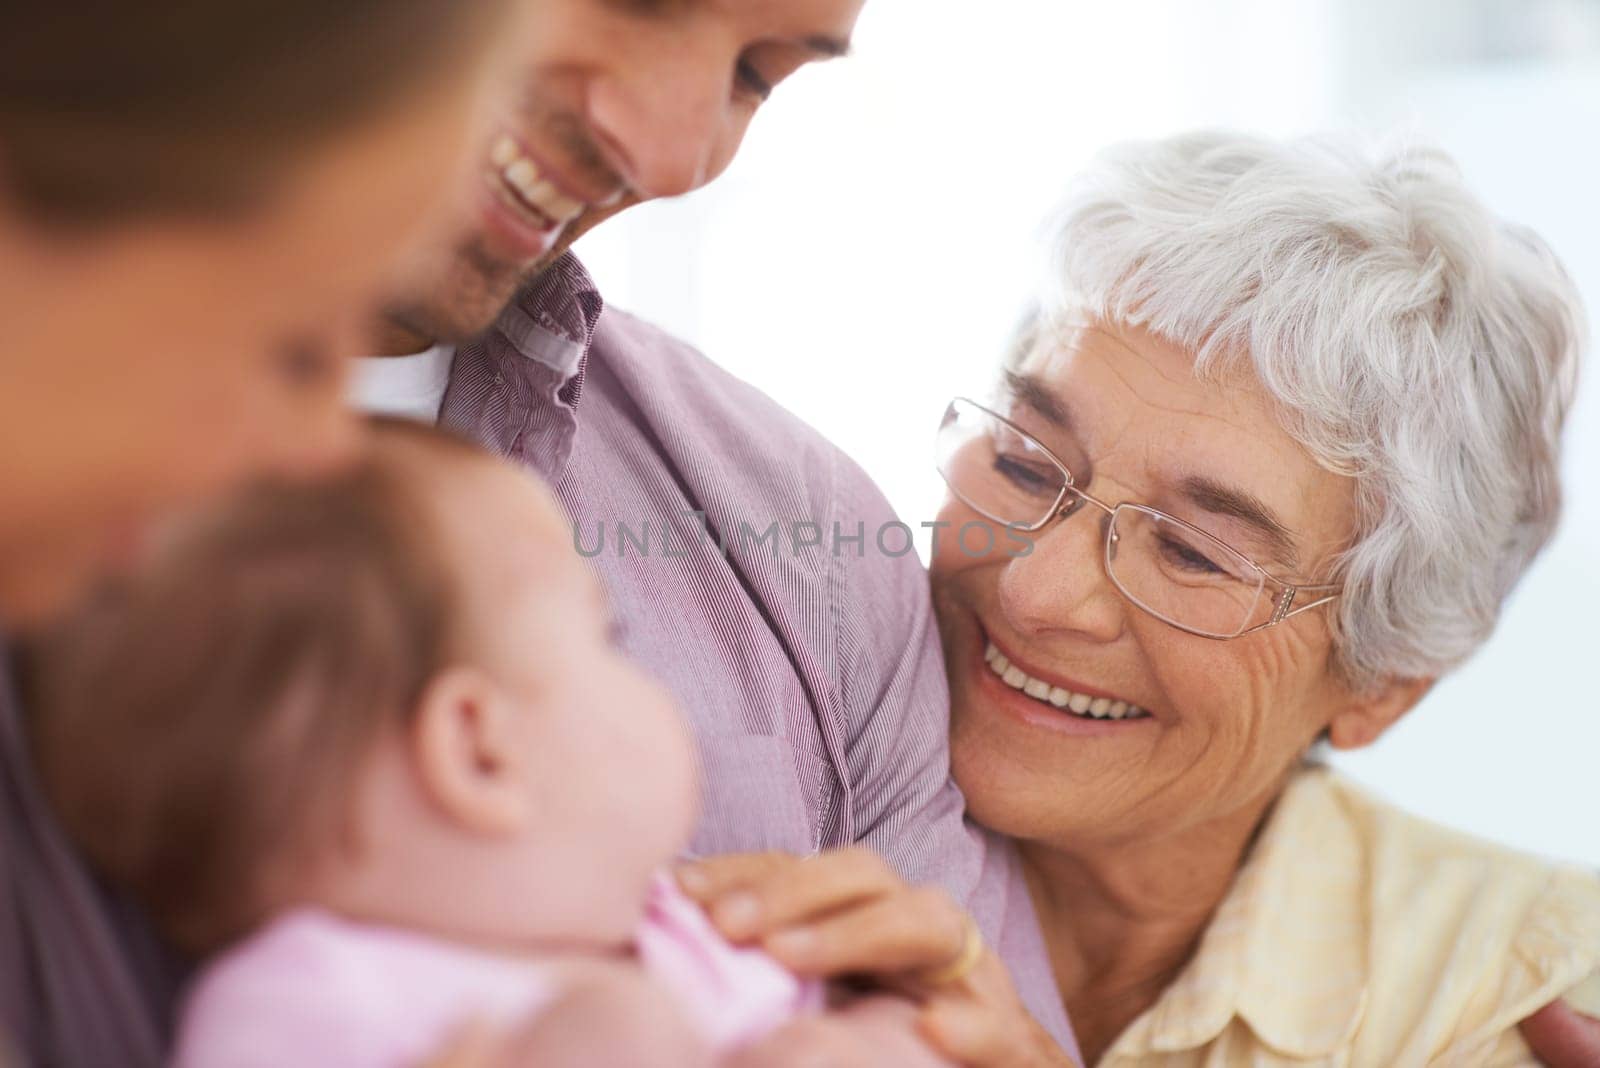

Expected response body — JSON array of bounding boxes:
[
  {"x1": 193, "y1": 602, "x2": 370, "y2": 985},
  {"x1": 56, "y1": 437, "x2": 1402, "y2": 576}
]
[{"x1": 939, "y1": 397, "x2": 1341, "y2": 640}]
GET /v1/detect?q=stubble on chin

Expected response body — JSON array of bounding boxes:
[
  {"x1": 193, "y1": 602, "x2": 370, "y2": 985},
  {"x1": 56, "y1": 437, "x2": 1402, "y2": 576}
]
[
  {"x1": 379, "y1": 247, "x2": 525, "y2": 348},
  {"x1": 376, "y1": 199, "x2": 630, "y2": 350}
]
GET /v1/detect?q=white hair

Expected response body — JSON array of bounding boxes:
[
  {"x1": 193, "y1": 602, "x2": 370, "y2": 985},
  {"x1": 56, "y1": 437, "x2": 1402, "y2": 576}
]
[{"x1": 1031, "y1": 131, "x2": 1585, "y2": 689}]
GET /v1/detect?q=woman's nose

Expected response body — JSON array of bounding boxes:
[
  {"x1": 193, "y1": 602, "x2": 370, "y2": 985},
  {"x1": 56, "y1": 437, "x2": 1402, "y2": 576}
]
[
  {"x1": 996, "y1": 510, "x2": 1126, "y2": 643},
  {"x1": 585, "y1": 62, "x2": 732, "y2": 199}
]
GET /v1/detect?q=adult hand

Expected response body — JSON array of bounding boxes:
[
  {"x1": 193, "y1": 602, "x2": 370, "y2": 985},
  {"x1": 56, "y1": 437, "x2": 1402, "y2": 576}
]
[
  {"x1": 677, "y1": 849, "x2": 1079, "y2": 1067},
  {"x1": 1520, "y1": 999, "x2": 1600, "y2": 1067}
]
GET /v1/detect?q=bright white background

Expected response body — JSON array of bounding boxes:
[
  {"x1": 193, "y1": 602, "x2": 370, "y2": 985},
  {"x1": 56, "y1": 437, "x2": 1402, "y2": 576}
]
[{"x1": 577, "y1": 0, "x2": 1600, "y2": 867}]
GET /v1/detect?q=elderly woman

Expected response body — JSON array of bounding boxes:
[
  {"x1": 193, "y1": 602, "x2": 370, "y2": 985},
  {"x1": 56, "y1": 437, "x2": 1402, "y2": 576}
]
[{"x1": 681, "y1": 132, "x2": 1600, "y2": 1066}]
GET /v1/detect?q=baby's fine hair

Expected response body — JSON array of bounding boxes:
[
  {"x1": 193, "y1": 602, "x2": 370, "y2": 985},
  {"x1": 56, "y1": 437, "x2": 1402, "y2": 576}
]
[{"x1": 29, "y1": 419, "x2": 489, "y2": 954}]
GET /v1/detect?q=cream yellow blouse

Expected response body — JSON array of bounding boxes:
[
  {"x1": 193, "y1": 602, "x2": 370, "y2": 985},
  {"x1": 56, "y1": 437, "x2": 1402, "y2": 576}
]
[{"x1": 1099, "y1": 767, "x2": 1600, "y2": 1067}]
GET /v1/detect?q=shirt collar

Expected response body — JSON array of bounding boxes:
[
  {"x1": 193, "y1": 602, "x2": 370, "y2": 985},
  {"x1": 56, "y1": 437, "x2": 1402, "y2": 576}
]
[
  {"x1": 490, "y1": 251, "x2": 603, "y2": 388},
  {"x1": 435, "y1": 251, "x2": 602, "y2": 478},
  {"x1": 1110, "y1": 767, "x2": 1368, "y2": 1061}
]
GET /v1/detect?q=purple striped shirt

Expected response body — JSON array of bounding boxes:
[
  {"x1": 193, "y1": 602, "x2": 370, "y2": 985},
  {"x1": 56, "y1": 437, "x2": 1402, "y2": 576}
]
[{"x1": 432, "y1": 255, "x2": 1075, "y2": 1055}]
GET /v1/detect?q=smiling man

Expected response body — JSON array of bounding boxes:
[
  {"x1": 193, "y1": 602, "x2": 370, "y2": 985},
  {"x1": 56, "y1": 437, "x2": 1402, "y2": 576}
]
[
  {"x1": 351, "y1": 0, "x2": 1078, "y2": 1058},
  {"x1": 371, "y1": 0, "x2": 854, "y2": 353}
]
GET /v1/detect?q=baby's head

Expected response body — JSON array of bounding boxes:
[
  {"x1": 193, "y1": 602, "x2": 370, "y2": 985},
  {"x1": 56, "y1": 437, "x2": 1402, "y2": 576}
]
[{"x1": 32, "y1": 420, "x2": 698, "y2": 958}]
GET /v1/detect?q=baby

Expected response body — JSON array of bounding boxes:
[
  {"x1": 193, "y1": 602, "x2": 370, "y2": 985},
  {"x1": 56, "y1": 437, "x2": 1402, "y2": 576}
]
[{"x1": 31, "y1": 421, "x2": 944, "y2": 1067}]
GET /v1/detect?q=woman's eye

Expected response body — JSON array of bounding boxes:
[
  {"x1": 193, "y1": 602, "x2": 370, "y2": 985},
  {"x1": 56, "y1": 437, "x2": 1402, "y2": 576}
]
[
  {"x1": 993, "y1": 453, "x2": 1058, "y2": 496},
  {"x1": 1157, "y1": 535, "x2": 1226, "y2": 576}
]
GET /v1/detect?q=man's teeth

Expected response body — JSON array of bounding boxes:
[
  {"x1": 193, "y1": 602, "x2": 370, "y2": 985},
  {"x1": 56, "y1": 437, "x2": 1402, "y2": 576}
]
[
  {"x1": 488, "y1": 135, "x2": 586, "y2": 226},
  {"x1": 983, "y1": 643, "x2": 1150, "y2": 721}
]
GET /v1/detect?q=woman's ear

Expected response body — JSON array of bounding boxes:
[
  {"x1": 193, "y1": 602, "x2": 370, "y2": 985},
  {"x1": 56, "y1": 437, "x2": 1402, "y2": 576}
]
[
  {"x1": 411, "y1": 665, "x2": 532, "y2": 837},
  {"x1": 1326, "y1": 675, "x2": 1435, "y2": 751}
]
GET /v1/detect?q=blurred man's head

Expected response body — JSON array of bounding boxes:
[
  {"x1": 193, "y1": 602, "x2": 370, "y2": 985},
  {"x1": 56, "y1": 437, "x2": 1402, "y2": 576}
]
[
  {"x1": 0, "y1": 0, "x2": 519, "y2": 624},
  {"x1": 379, "y1": 0, "x2": 866, "y2": 349}
]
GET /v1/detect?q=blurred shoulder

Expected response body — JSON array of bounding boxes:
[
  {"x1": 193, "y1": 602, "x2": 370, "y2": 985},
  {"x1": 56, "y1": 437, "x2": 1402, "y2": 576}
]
[
  {"x1": 1303, "y1": 767, "x2": 1600, "y2": 913},
  {"x1": 1289, "y1": 768, "x2": 1600, "y2": 1060}
]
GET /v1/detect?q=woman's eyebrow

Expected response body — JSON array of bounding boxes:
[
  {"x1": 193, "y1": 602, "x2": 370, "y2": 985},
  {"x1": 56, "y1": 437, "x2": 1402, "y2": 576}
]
[
  {"x1": 1000, "y1": 371, "x2": 1299, "y2": 566},
  {"x1": 1002, "y1": 370, "x2": 1074, "y2": 430},
  {"x1": 1178, "y1": 474, "x2": 1299, "y2": 569}
]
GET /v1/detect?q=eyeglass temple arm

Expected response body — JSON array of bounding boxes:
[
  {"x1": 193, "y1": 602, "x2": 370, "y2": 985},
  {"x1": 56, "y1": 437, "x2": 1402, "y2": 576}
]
[
  {"x1": 1233, "y1": 586, "x2": 1340, "y2": 637},
  {"x1": 1280, "y1": 585, "x2": 1340, "y2": 620}
]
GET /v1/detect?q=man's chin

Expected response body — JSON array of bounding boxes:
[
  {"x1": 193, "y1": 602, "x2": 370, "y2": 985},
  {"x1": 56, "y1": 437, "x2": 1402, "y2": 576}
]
[
  {"x1": 376, "y1": 199, "x2": 633, "y2": 352},
  {"x1": 557, "y1": 197, "x2": 635, "y2": 258},
  {"x1": 380, "y1": 242, "x2": 547, "y2": 350}
]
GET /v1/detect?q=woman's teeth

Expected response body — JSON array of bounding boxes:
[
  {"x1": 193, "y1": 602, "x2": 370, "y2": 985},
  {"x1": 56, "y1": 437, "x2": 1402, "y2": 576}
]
[
  {"x1": 984, "y1": 643, "x2": 1150, "y2": 721},
  {"x1": 488, "y1": 135, "x2": 587, "y2": 228}
]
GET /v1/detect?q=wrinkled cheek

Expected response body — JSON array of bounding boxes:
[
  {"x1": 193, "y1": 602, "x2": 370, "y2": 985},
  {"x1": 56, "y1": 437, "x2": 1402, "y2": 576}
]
[
  {"x1": 1137, "y1": 632, "x2": 1262, "y2": 787},
  {"x1": 1169, "y1": 642, "x2": 1323, "y2": 803},
  {"x1": 1239, "y1": 626, "x2": 1335, "y2": 739}
]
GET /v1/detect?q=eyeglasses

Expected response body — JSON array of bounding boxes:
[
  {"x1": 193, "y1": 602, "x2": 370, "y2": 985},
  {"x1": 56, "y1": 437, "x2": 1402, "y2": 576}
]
[{"x1": 935, "y1": 397, "x2": 1339, "y2": 640}]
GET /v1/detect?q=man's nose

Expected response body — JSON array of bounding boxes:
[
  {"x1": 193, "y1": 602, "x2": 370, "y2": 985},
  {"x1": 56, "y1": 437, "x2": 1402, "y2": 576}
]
[{"x1": 585, "y1": 63, "x2": 732, "y2": 199}]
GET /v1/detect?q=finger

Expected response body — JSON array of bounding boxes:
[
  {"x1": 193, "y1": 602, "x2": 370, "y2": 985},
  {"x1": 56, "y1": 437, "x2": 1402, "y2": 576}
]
[
  {"x1": 920, "y1": 997, "x2": 1006, "y2": 1066},
  {"x1": 921, "y1": 998, "x2": 1080, "y2": 1068},
  {"x1": 761, "y1": 885, "x2": 971, "y2": 981},
  {"x1": 699, "y1": 847, "x2": 906, "y2": 942},
  {"x1": 674, "y1": 852, "x2": 799, "y2": 901},
  {"x1": 1520, "y1": 1000, "x2": 1600, "y2": 1067}
]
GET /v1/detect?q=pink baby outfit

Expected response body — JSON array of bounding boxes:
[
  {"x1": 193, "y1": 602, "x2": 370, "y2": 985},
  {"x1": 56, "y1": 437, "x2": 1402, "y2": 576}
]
[{"x1": 175, "y1": 873, "x2": 821, "y2": 1067}]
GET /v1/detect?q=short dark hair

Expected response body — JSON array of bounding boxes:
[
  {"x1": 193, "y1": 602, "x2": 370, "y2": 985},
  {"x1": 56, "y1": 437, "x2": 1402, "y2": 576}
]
[
  {"x1": 0, "y1": 0, "x2": 508, "y2": 226},
  {"x1": 29, "y1": 420, "x2": 491, "y2": 954}
]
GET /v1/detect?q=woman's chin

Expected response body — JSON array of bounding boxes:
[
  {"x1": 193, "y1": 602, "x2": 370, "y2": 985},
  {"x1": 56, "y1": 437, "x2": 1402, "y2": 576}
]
[
  {"x1": 950, "y1": 701, "x2": 1116, "y2": 844},
  {"x1": 949, "y1": 658, "x2": 1170, "y2": 836}
]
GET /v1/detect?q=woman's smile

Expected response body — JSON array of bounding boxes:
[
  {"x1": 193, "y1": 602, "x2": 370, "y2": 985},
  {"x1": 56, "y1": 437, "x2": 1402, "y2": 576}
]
[{"x1": 971, "y1": 627, "x2": 1157, "y2": 737}]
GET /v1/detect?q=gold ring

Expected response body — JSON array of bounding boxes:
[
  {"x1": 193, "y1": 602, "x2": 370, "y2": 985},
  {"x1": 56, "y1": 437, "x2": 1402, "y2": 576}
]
[{"x1": 916, "y1": 914, "x2": 985, "y2": 987}]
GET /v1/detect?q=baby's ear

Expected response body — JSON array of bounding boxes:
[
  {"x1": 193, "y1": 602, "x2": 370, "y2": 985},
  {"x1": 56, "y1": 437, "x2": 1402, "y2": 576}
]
[
  {"x1": 412, "y1": 665, "x2": 532, "y2": 837},
  {"x1": 1326, "y1": 675, "x2": 1434, "y2": 751}
]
